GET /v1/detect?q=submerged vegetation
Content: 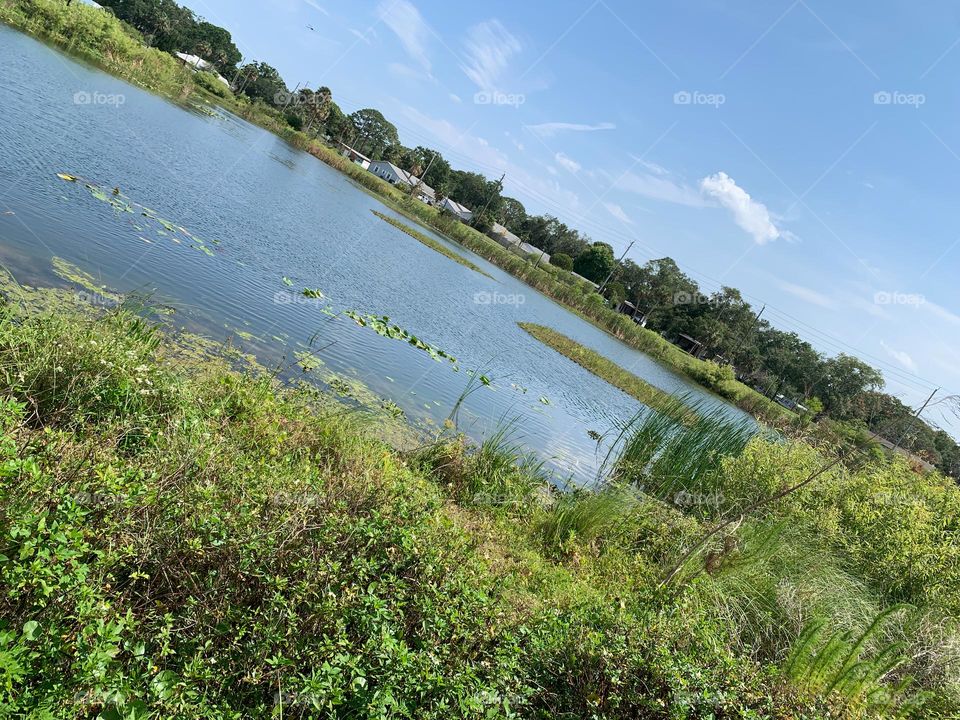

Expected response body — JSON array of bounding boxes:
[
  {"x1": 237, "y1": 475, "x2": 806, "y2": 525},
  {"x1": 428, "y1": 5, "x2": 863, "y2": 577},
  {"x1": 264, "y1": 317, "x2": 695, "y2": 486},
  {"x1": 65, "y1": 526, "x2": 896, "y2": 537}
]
[
  {"x1": 0, "y1": 288, "x2": 958, "y2": 717},
  {"x1": 519, "y1": 322, "x2": 694, "y2": 423},
  {"x1": 370, "y1": 210, "x2": 495, "y2": 280}
]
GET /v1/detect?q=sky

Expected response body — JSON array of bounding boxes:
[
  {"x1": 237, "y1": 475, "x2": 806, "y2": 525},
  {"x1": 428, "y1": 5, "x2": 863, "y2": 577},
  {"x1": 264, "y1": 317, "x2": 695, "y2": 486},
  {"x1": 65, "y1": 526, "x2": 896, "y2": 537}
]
[{"x1": 192, "y1": 0, "x2": 960, "y2": 429}]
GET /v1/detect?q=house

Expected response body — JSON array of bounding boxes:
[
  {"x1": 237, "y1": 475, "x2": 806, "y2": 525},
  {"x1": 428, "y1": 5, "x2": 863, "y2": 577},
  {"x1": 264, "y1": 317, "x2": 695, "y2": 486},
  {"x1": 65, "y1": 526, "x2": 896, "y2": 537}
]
[
  {"x1": 337, "y1": 142, "x2": 371, "y2": 170},
  {"x1": 674, "y1": 333, "x2": 704, "y2": 356},
  {"x1": 486, "y1": 222, "x2": 549, "y2": 261},
  {"x1": 367, "y1": 161, "x2": 435, "y2": 204},
  {"x1": 174, "y1": 52, "x2": 231, "y2": 88},
  {"x1": 439, "y1": 198, "x2": 473, "y2": 223}
]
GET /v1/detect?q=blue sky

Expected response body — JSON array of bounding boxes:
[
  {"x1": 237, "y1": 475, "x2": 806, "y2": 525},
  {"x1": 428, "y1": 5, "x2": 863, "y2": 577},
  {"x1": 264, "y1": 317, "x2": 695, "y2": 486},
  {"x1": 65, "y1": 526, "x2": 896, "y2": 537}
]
[{"x1": 195, "y1": 0, "x2": 960, "y2": 426}]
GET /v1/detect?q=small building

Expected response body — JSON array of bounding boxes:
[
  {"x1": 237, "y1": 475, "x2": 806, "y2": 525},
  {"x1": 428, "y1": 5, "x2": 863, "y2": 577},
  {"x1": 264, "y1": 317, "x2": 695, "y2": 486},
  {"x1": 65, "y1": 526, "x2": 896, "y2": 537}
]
[
  {"x1": 368, "y1": 161, "x2": 435, "y2": 204},
  {"x1": 338, "y1": 142, "x2": 371, "y2": 170},
  {"x1": 439, "y1": 197, "x2": 473, "y2": 223},
  {"x1": 674, "y1": 333, "x2": 704, "y2": 356},
  {"x1": 174, "y1": 52, "x2": 231, "y2": 87}
]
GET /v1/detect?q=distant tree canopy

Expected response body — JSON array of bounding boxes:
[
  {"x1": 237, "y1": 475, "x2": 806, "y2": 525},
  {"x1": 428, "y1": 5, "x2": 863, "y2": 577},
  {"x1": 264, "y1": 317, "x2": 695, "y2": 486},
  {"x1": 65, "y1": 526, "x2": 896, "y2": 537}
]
[
  {"x1": 347, "y1": 109, "x2": 399, "y2": 161},
  {"x1": 573, "y1": 243, "x2": 615, "y2": 284},
  {"x1": 236, "y1": 62, "x2": 287, "y2": 105},
  {"x1": 98, "y1": 0, "x2": 241, "y2": 74}
]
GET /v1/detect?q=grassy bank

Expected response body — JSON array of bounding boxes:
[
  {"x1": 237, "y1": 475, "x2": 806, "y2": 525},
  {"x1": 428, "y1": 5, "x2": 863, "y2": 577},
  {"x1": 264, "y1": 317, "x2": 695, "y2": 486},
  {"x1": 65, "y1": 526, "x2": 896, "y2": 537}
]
[
  {"x1": 0, "y1": 0, "x2": 790, "y2": 428},
  {"x1": 370, "y1": 210, "x2": 495, "y2": 280},
  {"x1": 0, "y1": 280, "x2": 958, "y2": 717},
  {"x1": 519, "y1": 322, "x2": 693, "y2": 423}
]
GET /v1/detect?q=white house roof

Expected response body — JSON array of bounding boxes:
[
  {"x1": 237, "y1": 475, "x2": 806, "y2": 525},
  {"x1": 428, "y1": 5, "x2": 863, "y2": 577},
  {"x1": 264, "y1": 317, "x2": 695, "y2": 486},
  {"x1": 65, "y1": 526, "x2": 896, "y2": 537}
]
[
  {"x1": 372, "y1": 161, "x2": 434, "y2": 197},
  {"x1": 491, "y1": 222, "x2": 522, "y2": 246},
  {"x1": 441, "y1": 198, "x2": 472, "y2": 216}
]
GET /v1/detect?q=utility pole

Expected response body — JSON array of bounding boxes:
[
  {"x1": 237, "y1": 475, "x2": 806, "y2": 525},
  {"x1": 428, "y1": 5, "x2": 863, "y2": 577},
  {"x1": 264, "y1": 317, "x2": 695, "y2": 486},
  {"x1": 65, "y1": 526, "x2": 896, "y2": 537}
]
[
  {"x1": 476, "y1": 172, "x2": 505, "y2": 228},
  {"x1": 893, "y1": 387, "x2": 939, "y2": 453},
  {"x1": 410, "y1": 151, "x2": 438, "y2": 203},
  {"x1": 598, "y1": 241, "x2": 634, "y2": 294}
]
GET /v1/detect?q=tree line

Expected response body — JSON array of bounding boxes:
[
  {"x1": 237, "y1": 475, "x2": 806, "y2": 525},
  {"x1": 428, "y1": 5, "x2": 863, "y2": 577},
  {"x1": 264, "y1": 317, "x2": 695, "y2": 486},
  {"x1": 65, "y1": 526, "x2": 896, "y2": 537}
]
[{"x1": 90, "y1": 0, "x2": 960, "y2": 478}]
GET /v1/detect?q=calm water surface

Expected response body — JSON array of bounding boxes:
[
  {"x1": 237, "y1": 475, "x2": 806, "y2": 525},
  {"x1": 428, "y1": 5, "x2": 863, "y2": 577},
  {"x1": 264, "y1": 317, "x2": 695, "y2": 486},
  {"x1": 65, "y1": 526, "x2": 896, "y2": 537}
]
[{"x1": 0, "y1": 27, "x2": 752, "y2": 482}]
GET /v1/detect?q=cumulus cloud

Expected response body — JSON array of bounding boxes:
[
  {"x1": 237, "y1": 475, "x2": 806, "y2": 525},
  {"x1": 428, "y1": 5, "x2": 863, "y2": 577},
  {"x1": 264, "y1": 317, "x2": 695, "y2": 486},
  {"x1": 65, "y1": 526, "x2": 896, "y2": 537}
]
[
  {"x1": 700, "y1": 171, "x2": 781, "y2": 244},
  {"x1": 554, "y1": 152, "x2": 580, "y2": 173},
  {"x1": 460, "y1": 20, "x2": 521, "y2": 91},
  {"x1": 524, "y1": 122, "x2": 616, "y2": 138},
  {"x1": 378, "y1": 0, "x2": 431, "y2": 73},
  {"x1": 603, "y1": 202, "x2": 633, "y2": 225}
]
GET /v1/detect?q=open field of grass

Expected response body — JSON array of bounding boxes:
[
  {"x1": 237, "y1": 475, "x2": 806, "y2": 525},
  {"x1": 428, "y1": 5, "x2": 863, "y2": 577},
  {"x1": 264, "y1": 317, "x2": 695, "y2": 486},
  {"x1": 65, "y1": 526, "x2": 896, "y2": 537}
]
[
  {"x1": 518, "y1": 322, "x2": 693, "y2": 423},
  {"x1": 370, "y1": 210, "x2": 495, "y2": 280},
  {"x1": 0, "y1": 274, "x2": 958, "y2": 717}
]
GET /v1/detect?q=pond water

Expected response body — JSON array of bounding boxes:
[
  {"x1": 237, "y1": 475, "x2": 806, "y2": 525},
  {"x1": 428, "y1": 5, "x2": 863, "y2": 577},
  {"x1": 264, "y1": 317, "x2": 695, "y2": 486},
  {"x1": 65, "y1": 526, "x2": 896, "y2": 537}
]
[{"x1": 0, "y1": 26, "x2": 752, "y2": 483}]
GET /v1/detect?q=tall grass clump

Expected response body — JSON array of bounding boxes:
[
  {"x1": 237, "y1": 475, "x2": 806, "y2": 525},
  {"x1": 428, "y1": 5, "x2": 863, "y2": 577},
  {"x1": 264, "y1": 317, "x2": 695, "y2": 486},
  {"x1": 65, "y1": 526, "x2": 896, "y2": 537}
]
[{"x1": 608, "y1": 397, "x2": 758, "y2": 516}]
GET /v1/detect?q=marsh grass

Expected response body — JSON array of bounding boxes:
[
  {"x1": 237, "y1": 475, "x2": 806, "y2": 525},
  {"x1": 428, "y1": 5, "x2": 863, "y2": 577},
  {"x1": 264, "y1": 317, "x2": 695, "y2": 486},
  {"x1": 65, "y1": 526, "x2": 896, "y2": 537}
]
[
  {"x1": 518, "y1": 322, "x2": 695, "y2": 423},
  {"x1": 607, "y1": 397, "x2": 758, "y2": 517}
]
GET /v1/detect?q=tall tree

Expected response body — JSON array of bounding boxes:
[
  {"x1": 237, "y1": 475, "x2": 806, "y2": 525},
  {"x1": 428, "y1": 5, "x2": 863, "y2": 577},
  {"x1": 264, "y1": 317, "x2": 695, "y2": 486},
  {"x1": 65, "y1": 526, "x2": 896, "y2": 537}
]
[{"x1": 347, "y1": 109, "x2": 399, "y2": 161}]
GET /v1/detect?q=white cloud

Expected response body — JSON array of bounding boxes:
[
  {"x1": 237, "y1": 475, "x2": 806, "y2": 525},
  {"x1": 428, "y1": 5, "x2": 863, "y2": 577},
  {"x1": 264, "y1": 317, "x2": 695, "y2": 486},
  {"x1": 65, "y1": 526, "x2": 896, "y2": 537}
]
[
  {"x1": 349, "y1": 28, "x2": 375, "y2": 45},
  {"x1": 700, "y1": 171, "x2": 781, "y2": 245},
  {"x1": 778, "y1": 281, "x2": 834, "y2": 308},
  {"x1": 603, "y1": 202, "x2": 633, "y2": 225},
  {"x1": 398, "y1": 105, "x2": 581, "y2": 215},
  {"x1": 387, "y1": 62, "x2": 425, "y2": 81},
  {"x1": 524, "y1": 121, "x2": 615, "y2": 138},
  {"x1": 615, "y1": 170, "x2": 705, "y2": 207},
  {"x1": 881, "y1": 341, "x2": 918, "y2": 372},
  {"x1": 924, "y1": 300, "x2": 960, "y2": 326},
  {"x1": 304, "y1": 0, "x2": 329, "y2": 15},
  {"x1": 554, "y1": 152, "x2": 580, "y2": 173},
  {"x1": 449, "y1": 93, "x2": 462, "y2": 103},
  {"x1": 460, "y1": 20, "x2": 521, "y2": 91},
  {"x1": 378, "y1": 0, "x2": 431, "y2": 73}
]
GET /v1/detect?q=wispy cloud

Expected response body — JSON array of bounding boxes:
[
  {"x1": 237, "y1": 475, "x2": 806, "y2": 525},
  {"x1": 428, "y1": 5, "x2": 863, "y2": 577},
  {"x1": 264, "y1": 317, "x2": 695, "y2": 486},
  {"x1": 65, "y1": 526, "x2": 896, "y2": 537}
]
[
  {"x1": 555, "y1": 152, "x2": 580, "y2": 173},
  {"x1": 924, "y1": 300, "x2": 960, "y2": 326},
  {"x1": 614, "y1": 170, "x2": 705, "y2": 207},
  {"x1": 349, "y1": 27, "x2": 376, "y2": 45},
  {"x1": 378, "y1": 0, "x2": 431, "y2": 73},
  {"x1": 603, "y1": 202, "x2": 633, "y2": 225},
  {"x1": 700, "y1": 171, "x2": 781, "y2": 245},
  {"x1": 449, "y1": 93, "x2": 462, "y2": 103},
  {"x1": 778, "y1": 281, "x2": 834, "y2": 308},
  {"x1": 880, "y1": 341, "x2": 918, "y2": 372},
  {"x1": 304, "y1": 0, "x2": 329, "y2": 15},
  {"x1": 460, "y1": 20, "x2": 521, "y2": 91},
  {"x1": 524, "y1": 121, "x2": 615, "y2": 138}
]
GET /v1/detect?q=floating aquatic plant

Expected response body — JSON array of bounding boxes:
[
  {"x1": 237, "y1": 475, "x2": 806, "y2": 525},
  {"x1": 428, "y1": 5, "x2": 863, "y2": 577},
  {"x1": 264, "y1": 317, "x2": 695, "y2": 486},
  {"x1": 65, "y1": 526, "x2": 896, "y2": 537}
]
[
  {"x1": 56, "y1": 172, "x2": 219, "y2": 257},
  {"x1": 344, "y1": 310, "x2": 458, "y2": 367}
]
